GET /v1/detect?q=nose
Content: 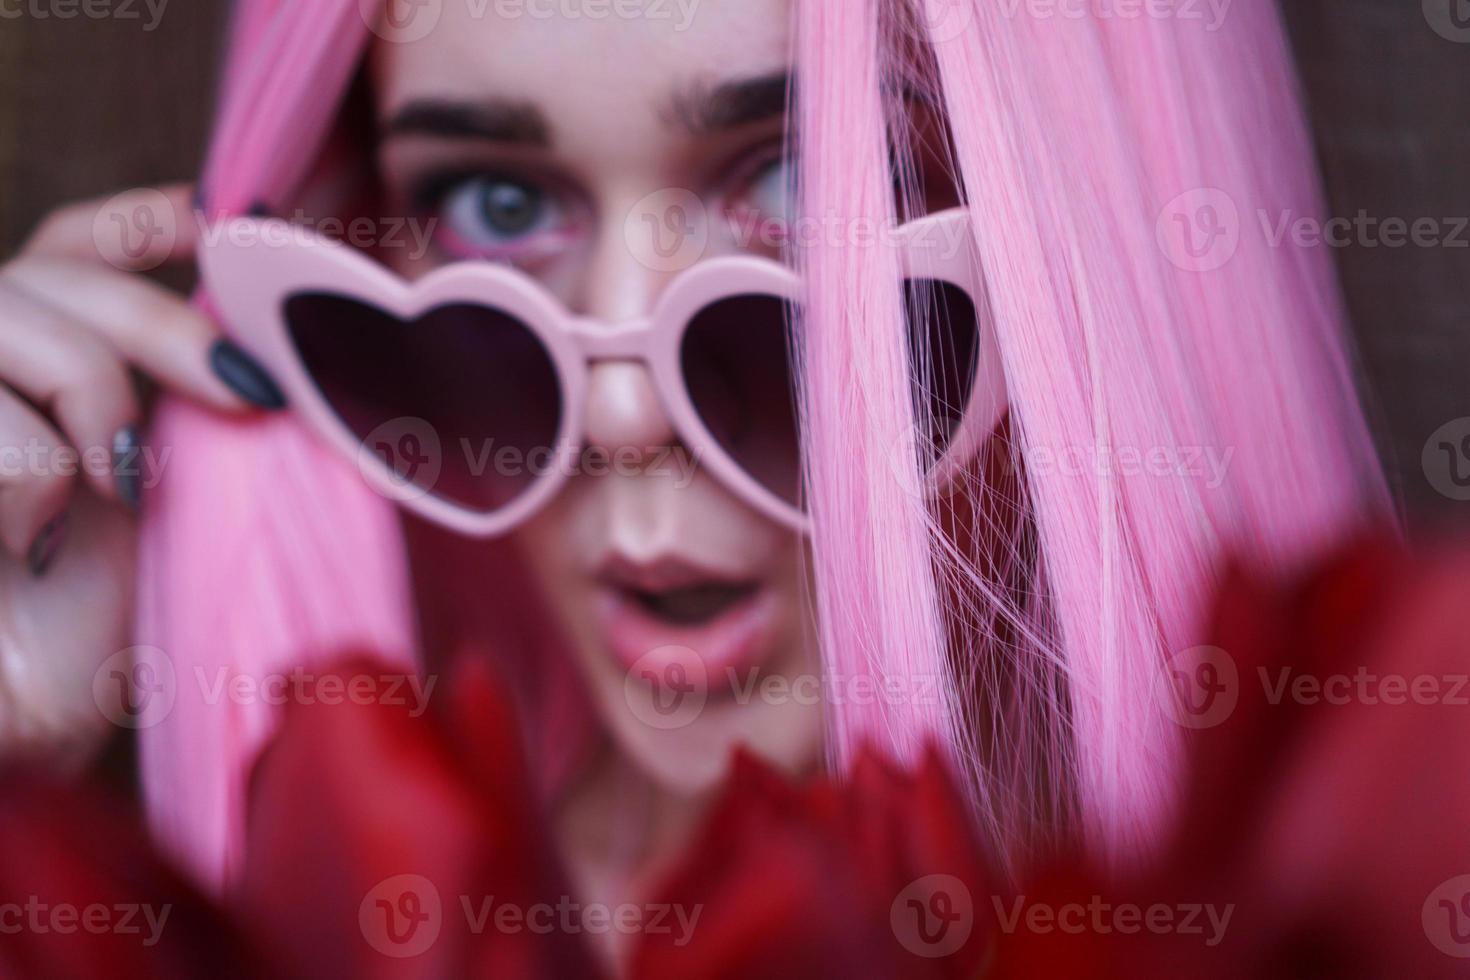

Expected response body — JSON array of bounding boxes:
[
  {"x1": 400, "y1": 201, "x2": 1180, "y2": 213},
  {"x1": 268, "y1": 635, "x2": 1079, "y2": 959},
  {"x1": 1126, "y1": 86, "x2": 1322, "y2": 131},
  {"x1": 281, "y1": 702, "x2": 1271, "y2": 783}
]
[
  {"x1": 585, "y1": 361, "x2": 675, "y2": 451},
  {"x1": 580, "y1": 194, "x2": 678, "y2": 454}
]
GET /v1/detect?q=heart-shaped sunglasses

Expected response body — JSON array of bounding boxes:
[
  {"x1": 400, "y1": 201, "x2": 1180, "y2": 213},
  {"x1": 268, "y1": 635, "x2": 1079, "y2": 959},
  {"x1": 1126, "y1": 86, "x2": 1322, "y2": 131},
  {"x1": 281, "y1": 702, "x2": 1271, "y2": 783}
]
[{"x1": 199, "y1": 207, "x2": 1006, "y2": 536}]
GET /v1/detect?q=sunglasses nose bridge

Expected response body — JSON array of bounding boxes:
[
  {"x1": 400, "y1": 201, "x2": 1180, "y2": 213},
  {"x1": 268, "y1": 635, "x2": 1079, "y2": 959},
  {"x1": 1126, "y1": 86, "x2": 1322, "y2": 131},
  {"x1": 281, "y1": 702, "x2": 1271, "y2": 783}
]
[{"x1": 569, "y1": 314, "x2": 658, "y2": 361}]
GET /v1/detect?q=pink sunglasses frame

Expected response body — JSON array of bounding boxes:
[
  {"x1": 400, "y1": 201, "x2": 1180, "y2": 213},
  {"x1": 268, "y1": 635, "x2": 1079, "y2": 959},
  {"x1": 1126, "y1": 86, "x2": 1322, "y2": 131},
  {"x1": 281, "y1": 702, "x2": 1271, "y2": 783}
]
[{"x1": 199, "y1": 207, "x2": 1007, "y2": 538}]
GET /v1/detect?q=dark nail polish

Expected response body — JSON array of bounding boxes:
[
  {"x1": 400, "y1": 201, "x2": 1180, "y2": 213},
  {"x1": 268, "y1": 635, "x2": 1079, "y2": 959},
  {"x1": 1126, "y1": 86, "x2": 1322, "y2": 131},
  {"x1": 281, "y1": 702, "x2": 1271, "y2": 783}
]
[
  {"x1": 27, "y1": 512, "x2": 68, "y2": 578},
  {"x1": 246, "y1": 200, "x2": 272, "y2": 218},
  {"x1": 113, "y1": 425, "x2": 142, "y2": 511},
  {"x1": 209, "y1": 339, "x2": 287, "y2": 410}
]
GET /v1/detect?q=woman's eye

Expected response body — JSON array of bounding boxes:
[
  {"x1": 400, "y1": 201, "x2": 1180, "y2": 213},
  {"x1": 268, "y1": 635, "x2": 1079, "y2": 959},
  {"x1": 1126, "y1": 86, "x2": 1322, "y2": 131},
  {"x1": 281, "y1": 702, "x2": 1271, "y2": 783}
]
[
  {"x1": 733, "y1": 154, "x2": 794, "y2": 228},
  {"x1": 430, "y1": 174, "x2": 568, "y2": 259}
]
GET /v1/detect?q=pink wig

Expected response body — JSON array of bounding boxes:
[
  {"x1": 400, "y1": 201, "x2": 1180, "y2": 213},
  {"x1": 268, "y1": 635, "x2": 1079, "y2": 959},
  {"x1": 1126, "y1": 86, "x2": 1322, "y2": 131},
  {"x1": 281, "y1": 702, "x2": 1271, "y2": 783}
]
[{"x1": 140, "y1": 0, "x2": 1387, "y2": 886}]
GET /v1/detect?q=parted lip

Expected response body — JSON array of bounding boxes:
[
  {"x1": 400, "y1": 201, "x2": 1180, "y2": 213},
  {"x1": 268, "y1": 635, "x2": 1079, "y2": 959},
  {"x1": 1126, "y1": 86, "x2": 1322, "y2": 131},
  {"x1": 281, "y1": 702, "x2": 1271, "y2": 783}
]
[
  {"x1": 589, "y1": 550, "x2": 779, "y2": 678},
  {"x1": 593, "y1": 552, "x2": 758, "y2": 594}
]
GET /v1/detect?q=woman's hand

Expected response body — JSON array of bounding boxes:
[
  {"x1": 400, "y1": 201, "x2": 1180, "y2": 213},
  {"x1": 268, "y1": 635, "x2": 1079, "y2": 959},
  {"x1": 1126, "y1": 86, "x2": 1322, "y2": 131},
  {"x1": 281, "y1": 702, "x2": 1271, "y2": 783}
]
[{"x1": 0, "y1": 184, "x2": 283, "y2": 760}]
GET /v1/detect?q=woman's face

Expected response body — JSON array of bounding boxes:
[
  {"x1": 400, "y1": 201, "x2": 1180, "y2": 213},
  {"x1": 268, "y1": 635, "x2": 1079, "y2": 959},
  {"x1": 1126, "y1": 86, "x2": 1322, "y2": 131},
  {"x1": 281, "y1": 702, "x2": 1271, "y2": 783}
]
[{"x1": 369, "y1": 0, "x2": 824, "y2": 793}]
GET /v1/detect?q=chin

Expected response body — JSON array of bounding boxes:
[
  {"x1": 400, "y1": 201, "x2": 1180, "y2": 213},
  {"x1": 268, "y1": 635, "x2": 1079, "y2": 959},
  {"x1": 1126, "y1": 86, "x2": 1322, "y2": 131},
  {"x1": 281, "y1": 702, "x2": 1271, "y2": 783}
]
[
  {"x1": 595, "y1": 659, "x2": 827, "y2": 797},
  {"x1": 515, "y1": 480, "x2": 823, "y2": 792}
]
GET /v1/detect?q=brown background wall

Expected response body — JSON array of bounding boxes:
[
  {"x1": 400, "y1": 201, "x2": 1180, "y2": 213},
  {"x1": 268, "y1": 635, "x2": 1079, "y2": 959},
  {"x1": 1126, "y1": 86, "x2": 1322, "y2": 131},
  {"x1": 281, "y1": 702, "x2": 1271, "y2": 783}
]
[
  {"x1": 1, "y1": 1, "x2": 1466, "y2": 523},
  {"x1": 1281, "y1": 1, "x2": 1470, "y2": 524},
  {"x1": 0, "y1": 3, "x2": 228, "y2": 242}
]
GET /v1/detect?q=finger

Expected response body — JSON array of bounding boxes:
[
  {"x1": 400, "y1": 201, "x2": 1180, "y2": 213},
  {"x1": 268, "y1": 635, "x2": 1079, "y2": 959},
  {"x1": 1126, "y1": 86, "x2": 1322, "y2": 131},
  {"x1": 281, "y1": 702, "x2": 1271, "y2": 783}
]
[
  {"x1": 0, "y1": 387, "x2": 76, "y2": 568},
  {"x1": 0, "y1": 279, "x2": 140, "y2": 503},
  {"x1": 21, "y1": 183, "x2": 197, "y2": 272},
  {"x1": 2, "y1": 254, "x2": 284, "y2": 413}
]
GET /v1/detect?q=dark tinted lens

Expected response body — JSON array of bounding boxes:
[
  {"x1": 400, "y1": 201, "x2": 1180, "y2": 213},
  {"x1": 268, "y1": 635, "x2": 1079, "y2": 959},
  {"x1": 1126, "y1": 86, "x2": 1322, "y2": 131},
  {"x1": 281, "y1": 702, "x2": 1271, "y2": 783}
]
[
  {"x1": 903, "y1": 278, "x2": 980, "y2": 466},
  {"x1": 681, "y1": 294, "x2": 801, "y2": 506},
  {"x1": 285, "y1": 293, "x2": 562, "y2": 511}
]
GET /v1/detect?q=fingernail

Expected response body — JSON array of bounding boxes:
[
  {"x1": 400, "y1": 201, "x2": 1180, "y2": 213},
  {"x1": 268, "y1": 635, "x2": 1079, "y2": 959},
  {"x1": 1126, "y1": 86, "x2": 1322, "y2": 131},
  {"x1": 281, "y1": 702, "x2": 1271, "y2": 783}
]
[
  {"x1": 246, "y1": 200, "x2": 272, "y2": 217},
  {"x1": 209, "y1": 339, "x2": 287, "y2": 410},
  {"x1": 113, "y1": 425, "x2": 142, "y2": 511},
  {"x1": 27, "y1": 512, "x2": 68, "y2": 578}
]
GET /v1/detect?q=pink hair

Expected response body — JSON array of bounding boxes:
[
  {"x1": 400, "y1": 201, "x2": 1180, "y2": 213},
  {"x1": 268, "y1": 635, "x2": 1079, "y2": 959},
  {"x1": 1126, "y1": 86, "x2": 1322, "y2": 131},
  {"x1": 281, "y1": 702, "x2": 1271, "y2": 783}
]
[{"x1": 139, "y1": 0, "x2": 1387, "y2": 886}]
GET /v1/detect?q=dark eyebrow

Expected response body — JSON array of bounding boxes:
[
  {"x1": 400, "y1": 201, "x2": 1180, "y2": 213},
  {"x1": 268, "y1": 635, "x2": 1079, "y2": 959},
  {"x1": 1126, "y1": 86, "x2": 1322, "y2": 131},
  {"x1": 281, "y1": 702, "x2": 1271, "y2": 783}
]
[
  {"x1": 381, "y1": 98, "x2": 551, "y2": 147},
  {"x1": 667, "y1": 71, "x2": 792, "y2": 135}
]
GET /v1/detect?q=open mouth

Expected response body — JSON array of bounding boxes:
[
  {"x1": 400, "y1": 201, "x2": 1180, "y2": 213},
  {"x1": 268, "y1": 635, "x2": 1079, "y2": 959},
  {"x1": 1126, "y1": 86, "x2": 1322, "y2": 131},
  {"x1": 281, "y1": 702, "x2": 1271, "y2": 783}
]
[
  {"x1": 628, "y1": 582, "x2": 759, "y2": 626},
  {"x1": 593, "y1": 554, "x2": 779, "y2": 675}
]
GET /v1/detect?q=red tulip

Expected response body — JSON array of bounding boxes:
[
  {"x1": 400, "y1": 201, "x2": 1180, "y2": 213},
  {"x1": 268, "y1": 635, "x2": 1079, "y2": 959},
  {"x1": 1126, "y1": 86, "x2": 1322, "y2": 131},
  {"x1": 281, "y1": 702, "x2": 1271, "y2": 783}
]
[
  {"x1": 632, "y1": 747, "x2": 994, "y2": 979},
  {"x1": 238, "y1": 654, "x2": 607, "y2": 980},
  {"x1": 0, "y1": 768, "x2": 261, "y2": 978},
  {"x1": 992, "y1": 534, "x2": 1470, "y2": 978},
  {"x1": 0, "y1": 656, "x2": 608, "y2": 980},
  {"x1": 6, "y1": 532, "x2": 1470, "y2": 978}
]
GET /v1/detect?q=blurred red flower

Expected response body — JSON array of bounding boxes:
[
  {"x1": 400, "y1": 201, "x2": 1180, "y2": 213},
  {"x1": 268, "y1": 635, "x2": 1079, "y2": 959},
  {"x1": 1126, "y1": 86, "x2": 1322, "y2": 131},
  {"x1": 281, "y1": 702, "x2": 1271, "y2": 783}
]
[
  {"x1": 0, "y1": 772, "x2": 261, "y2": 979},
  {"x1": 237, "y1": 655, "x2": 606, "y2": 980},
  {"x1": 633, "y1": 747, "x2": 993, "y2": 979},
  {"x1": 3, "y1": 533, "x2": 1469, "y2": 978},
  {"x1": 0, "y1": 656, "x2": 606, "y2": 980},
  {"x1": 991, "y1": 534, "x2": 1470, "y2": 978}
]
